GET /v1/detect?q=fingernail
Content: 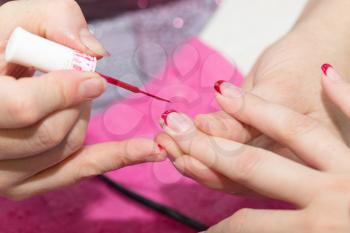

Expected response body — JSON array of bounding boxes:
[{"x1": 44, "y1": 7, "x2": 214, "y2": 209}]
[
  {"x1": 161, "y1": 110, "x2": 193, "y2": 133},
  {"x1": 161, "y1": 110, "x2": 178, "y2": 126},
  {"x1": 157, "y1": 144, "x2": 165, "y2": 153},
  {"x1": 79, "y1": 78, "x2": 106, "y2": 99},
  {"x1": 214, "y1": 80, "x2": 225, "y2": 94},
  {"x1": 80, "y1": 28, "x2": 109, "y2": 57},
  {"x1": 321, "y1": 63, "x2": 332, "y2": 75},
  {"x1": 321, "y1": 63, "x2": 342, "y2": 82},
  {"x1": 215, "y1": 80, "x2": 243, "y2": 98}
]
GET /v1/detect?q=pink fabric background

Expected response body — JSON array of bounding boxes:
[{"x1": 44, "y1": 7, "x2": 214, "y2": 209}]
[{"x1": 0, "y1": 38, "x2": 289, "y2": 233}]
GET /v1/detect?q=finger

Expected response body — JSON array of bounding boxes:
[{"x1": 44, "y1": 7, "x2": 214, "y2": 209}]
[
  {"x1": 0, "y1": 106, "x2": 81, "y2": 159},
  {"x1": 6, "y1": 139, "x2": 166, "y2": 200},
  {"x1": 195, "y1": 112, "x2": 300, "y2": 162},
  {"x1": 155, "y1": 132, "x2": 183, "y2": 161},
  {"x1": 156, "y1": 133, "x2": 253, "y2": 195},
  {"x1": 195, "y1": 111, "x2": 259, "y2": 143},
  {"x1": 0, "y1": 71, "x2": 105, "y2": 128},
  {"x1": 174, "y1": 155, "x2": 253, "y2": 195},
  {"x1": 321, "y1": 64, "x2": 350, "y2": 118},
  {"x1": 160, "y1": 111, "x2": 321, "y2": 206},
  {"x1": 0, "y1": 103, "x2": 90, "y2": 186},
  {"x1": 0, "y1": 0, "x2": 108, "y2": 57},
  {"x1": 205, "y1": 209, "x2": 302, "y2": 233},
  {"x1": 214, "y1": 81, "x2": 350, "y2": 172}
]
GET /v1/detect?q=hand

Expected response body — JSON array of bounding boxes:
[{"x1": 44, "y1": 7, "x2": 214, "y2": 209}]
[
  {"x1": 195, "y1": 0, "x2": 350, "y2": 151},
  {"x1": 158, "y1": 65, "x2": 350, "y2": 232},
  {"x1": 156, "y1": 0, "x2": 350, "y2": 192},
  {"x1": 0, "y1": 0, "x2": 165, "y2": 200}
]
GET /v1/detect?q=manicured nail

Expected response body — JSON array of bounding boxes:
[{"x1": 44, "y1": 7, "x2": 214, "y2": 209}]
[
  {"x1": 321, "y1": 63, "x2": 342, "y2": 82},
  {"x1": 215, "y1": 81, "x2": 242, "y2": 98},
  {"x1": 157, "y1": 144, "x2": 165, "y2": 152},
  {"x1": 321, "y1": 63, "x2": 332, "y2": 75},
  {"x1": 161, "y1": 110, "x2": 178, "y2": 126},
  {"x1": 161, "y1": 110, "x2": 193, "y2": 133},
  {"x1": 214, "y1": 80, "x2": 225, "y2": 94},
  {"x1": 80, "y1": 28, "x2": 109, "y2": 57},
  {"x1": 79, "y1": 78, "x2": 106, "y2": 99}
]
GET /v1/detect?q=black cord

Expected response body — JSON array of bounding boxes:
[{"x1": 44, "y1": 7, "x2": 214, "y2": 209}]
[{"x1": 98, "y1": 175, "x2": 209, "y2": 232}]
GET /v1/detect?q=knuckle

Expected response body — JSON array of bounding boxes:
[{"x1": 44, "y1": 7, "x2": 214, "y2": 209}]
[
  {"x1": 37, "y1": 121, "x2": 66, "y2": 149},
  {"x1": 280, "y1": 114, "x2": 317, "y2": 141},
  {"x1": 232, "y1": 148, "x2": 263, "y2": 183},
  {"x1": 6, "y1": 97, "x2": 38, "y2": 126}
]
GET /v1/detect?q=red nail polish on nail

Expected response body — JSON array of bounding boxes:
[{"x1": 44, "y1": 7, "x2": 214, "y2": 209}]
[
  {"x1": 321, "y1": 63, "x2": 333, "y2": 75},
  {"x1": 214, "y1": 80, "x2": 225, "y2": 94},
  {"x1": 158, "y1": 144, "x2": 165, "y2": 152},
  {"x1": 161, "y1": 110, "x2": 177, "y2": 126}
]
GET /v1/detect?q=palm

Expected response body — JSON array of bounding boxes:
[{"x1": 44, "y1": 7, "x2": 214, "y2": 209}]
[{"x1": 244, "y1": 34, "x2": 346, "y2": 157}]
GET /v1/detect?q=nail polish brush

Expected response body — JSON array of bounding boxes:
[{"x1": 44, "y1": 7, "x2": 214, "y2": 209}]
[{"x1": 4, "y1": 27, "x2": 170, "y2": 103}]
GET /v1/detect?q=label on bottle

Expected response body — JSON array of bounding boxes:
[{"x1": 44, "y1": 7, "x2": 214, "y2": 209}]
[{"x1": 70, "y1": 50, "x2": 97, "y2": 72}]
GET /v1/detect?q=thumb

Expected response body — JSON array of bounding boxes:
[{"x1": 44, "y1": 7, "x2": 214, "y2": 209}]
[
  {"x1": 0, "y1": 70, "x2": 106, "y2": 128},
  {"x1": 0, "y1": 0, "x2": 108, "y2": 57}
]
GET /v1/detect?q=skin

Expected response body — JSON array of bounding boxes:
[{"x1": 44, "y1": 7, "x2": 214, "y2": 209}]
[
  {"x1": 158, "y1": 66, "x2": 350, "y2": 233},
  {"x1": 158, "y1": 0, "x2": 350, "y2": 193},
  {"x1": 157, "y1": 0, "x2": 350, "y2": 231},
  {"x1": 199, "y1": 0, "x2": 350, "y2": 149},
  {"x1": 0, "y1": 0, "x2": 165, "y2": 200}
]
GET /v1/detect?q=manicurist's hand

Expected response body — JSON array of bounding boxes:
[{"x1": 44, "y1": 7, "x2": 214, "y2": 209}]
[
  {"x1": 0, "y1": 0, "x2": 165, "y2": 200},
  {"x1": 158, "y1": 65, "x2": 350, "y2": 232},
  {"x1": 195, "y1": 0, "x2": 350, "y2": 157}
]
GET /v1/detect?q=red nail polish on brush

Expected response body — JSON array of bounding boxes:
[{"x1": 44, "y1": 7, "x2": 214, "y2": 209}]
[
  {"x1": 321, "y1": 63, "x2": 333, "y2": 76},
  {"x1": 214, "y1": 80, "x2": 225, "y2": 94},
  {"x1": 161, "y1": 110, "x2": 177, "y2": 126}
]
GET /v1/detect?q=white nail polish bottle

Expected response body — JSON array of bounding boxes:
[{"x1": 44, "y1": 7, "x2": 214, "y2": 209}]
[{"x1": 5, "y1": 27, "x2": 97, "y2": 72}]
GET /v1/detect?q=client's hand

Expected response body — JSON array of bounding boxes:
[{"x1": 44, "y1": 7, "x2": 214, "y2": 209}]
[{"x1": 158, "y1": 65, "x2": 350, "y2": 232}]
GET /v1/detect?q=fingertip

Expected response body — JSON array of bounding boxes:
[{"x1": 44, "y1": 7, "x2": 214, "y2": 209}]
[
  {"x1": 79, "y1": 28, "x2": 109, "y2": 58},
  {"x1": 155, "y1": 133, "x2": 183, "y2": 160},
  {"x1": 160, "y1": 110, "x2": 195, "y2": 136}
]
